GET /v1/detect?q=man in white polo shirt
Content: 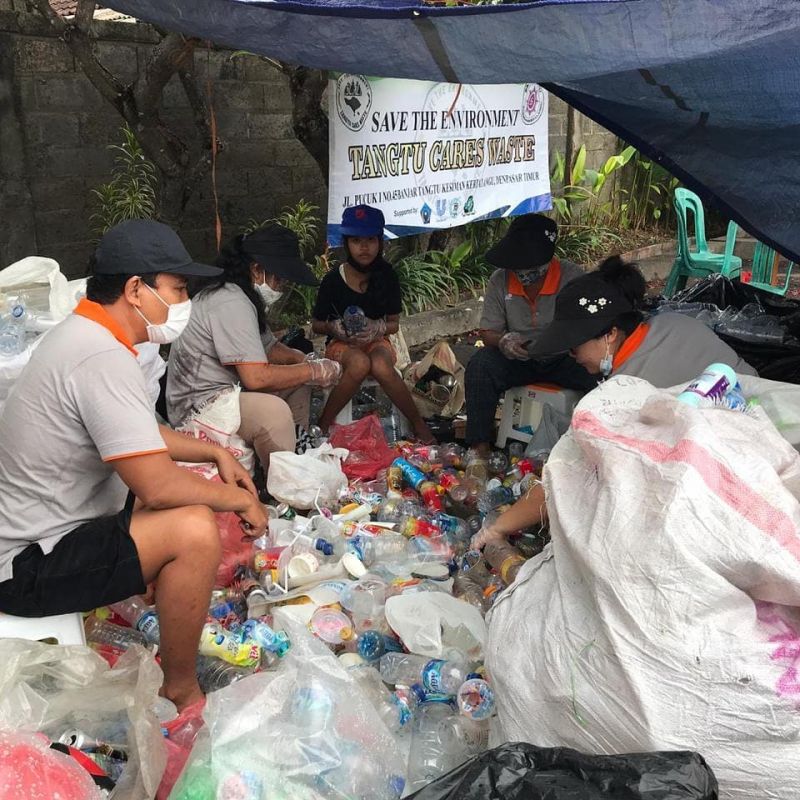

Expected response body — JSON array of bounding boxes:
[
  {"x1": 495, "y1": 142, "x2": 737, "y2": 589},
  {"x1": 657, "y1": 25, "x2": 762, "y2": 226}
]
[{"x1": 0, "y1": 220, "x2": 267, "y2": 711}]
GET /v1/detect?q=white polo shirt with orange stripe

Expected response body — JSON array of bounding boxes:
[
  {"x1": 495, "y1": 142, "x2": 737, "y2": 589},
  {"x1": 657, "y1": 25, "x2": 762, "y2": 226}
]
[
  {"x1": 480, "y1": 258, "x2": 584, "y2": 356},
  {"x1": 0, "y1": 298, "x2": 167, "y2": 582}
]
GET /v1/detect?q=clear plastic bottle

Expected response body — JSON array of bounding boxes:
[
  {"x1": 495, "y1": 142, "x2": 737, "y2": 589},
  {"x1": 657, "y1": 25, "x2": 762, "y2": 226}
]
[
  {"x1": 109, "y1": 595, "x2": 160, "y2": 645},
  {"x1": 456, "y1": 678, "x2": 495, "y2": 720},
  {"x1": 196, "y1": 655, "x2": 252, "y2": 693},
  {"x1": 406, "y1": 700, "x2": 459, "y2": 792},
  {"x1": 677, "y1": 362, "x2": 738, "y2": 407},
  {"x1": 420, "y1": 657, "x2": 470, "y2": 695},
  {"x1": 379, "y1": 652, "x2": 430, "y2": 686},
  {"x1": 355, "y1": 629, "x2": 403, "y2": 661},
  {"x1": 487, "y1": 450, "x2": 508, "y2": 476},
  {"x1": 348, "y1": 532, "x2": 409, "y2": 566},
  {"x1": 349, "y1": 665, "x2": 425, "y2": 733},
  {"x1": 477, "y1": 485, "x2": 514, "y2": 515},
  {"x1": 343, "y1": 305, "x2": 367, "y2": 336},
  {"x1": 241, "y1": 619, "x2": 291, "y2": 657},
  {"x1": 440, "y1": 443, "x2": 465, "y2": 469},
  {"x1": 0, "y1": 303, "x2": 26, "y2": 357},
  {"x1": 85, "y1": 615, "x2": 148, "y2": 650},
  {"x1": 484, "y1": 539, "x2": 527, "y2": 587}
]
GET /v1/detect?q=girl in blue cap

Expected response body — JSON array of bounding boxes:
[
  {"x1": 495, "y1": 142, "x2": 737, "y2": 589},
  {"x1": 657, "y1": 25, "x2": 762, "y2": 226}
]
[{"x1": 312, "y1": 205, "x2": 435, "y2": 442}]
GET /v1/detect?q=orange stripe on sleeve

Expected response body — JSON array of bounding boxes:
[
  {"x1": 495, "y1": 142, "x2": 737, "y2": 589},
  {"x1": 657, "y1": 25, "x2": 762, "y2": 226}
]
[{"x1": 103, "y1": 447, "x2": 169, "y2": 462}]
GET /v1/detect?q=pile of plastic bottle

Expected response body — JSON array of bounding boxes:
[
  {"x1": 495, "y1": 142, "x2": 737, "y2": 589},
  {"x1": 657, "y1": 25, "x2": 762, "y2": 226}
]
[{"x1": 83, "y1": 440, "x2": 545, "y2": 796}]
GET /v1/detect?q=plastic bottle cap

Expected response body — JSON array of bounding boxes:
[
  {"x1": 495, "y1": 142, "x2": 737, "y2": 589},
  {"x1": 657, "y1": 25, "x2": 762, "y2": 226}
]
[
  {"x1": 342, "y1": 552, "x2": 367, "y2": 578},
  {"x1": 287, "y1": 553, "x2": 319, "y2": 579},
  {"x1": 338, "y1": 652, "x2": 365, "y2": 668}
]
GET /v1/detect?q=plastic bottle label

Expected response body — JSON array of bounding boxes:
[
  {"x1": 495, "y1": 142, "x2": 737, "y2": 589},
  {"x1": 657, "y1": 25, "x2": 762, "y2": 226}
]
[
  {"x1": 136, "y1": 611, "x2": 159, "y2": 641},
  {"x1": 422, "y1": 659, "x2": 448, "y2": 694}
]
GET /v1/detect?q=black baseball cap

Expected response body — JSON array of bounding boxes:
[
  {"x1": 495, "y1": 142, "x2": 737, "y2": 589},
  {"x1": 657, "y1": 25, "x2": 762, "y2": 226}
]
[
  {"x1": 241, "y1": 223, "x2": 318, "y2": 286},
  {"x1": 486, "y1": 213, "x2": 558, "y2": 271},
  {"x1": 532, "y1": 271, "x2": 633, "y2": 355},
  {"x1": 94, "y1": 219, "x2": 222, "y2": 277}
]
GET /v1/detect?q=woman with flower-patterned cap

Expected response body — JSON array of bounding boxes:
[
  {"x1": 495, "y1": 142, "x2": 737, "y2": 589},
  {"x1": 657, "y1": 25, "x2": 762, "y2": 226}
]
[
  {"x1": 471, "y1": 255, "x2": 757, "y2": 550},
  {"x1": 531, "y1": 255, "x2": 756, "y2": 386}
]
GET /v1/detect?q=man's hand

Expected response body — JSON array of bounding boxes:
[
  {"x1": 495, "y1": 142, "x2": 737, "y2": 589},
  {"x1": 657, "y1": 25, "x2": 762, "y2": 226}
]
[
  {"x1": 214, "y1": 449, "x2": 258, "y2": 498},
  {"x1": 499, "y1": 332, "x2": 531, "y2": 361},
  {"x1": 237, "y1": 491, "x2": 268, "y2": 538}
]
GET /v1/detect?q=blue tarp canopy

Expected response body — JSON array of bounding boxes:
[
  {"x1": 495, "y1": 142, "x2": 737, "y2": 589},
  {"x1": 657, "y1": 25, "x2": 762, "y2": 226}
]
[{"x1": 106, "y1": 0, "x2": 800, "y2": 263}]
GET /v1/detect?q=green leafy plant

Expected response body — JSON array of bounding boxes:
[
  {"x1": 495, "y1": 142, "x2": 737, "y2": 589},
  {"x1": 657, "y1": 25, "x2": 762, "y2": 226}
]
[
  {"x1": 90, "y1": 124, "x2": 158, "y2": 236},
  {"x1": 551, "y1": 144, "x2": 636, "y2": 225},
  {"x1": 393, "y1": 252, "x2": 459, "y2": 314},
  {"x1": 617, "y1": 151, "x2": 680, "y2": 230}
]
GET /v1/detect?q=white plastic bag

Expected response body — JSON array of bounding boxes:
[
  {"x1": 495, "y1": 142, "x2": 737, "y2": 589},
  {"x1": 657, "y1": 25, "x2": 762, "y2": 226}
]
[
  {"x1": 267, "y1": 443, "x2": 349, "y2": 509},
  {"x1": 486, "y1": 375, "x2": 800, "y2": 799},
  {"x1": 385, "y1": 592, "x2": 487, "y2": 660},
  {"x1": 177, "y1": 386, "x2": 255, "y2": 474},
  {"x1": 0, "y1": 640, "x2": 166, "y2": 800},
  {"x1": 0, "y1": 256, "x2": 73, "y2": 321},
  {"x1": 168, "y1": 614, "x2": 405, "y2": 800}
]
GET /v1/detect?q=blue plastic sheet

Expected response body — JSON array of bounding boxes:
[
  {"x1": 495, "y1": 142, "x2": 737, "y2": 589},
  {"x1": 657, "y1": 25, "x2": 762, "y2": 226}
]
[{"x1": 105, "y1": 0, "x2": 800, "y2": 262}]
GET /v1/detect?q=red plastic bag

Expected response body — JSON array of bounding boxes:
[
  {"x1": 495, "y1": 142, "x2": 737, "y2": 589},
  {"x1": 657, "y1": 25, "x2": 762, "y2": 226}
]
[
  {"x1": 329, "y1": 414, "x2": 395, "y2": 480},
  {"x1": 179, "y1": 464, "x2": 251, "y2": 587},
  {"x1": 156, "y1": 699, "x2": 206, "y2": 800}
]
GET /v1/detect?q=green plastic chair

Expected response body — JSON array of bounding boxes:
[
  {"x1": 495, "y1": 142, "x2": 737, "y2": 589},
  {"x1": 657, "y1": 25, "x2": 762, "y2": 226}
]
[
  {"x1": 664, "y1": 188, "x2": 742, "y2": 297},
  {"x1": 746, "y1": 241, "x2": 795, "y2": 296}
]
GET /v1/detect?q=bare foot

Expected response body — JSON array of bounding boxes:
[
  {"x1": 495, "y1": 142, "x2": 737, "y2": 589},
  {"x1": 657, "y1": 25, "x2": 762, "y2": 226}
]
[{"x1": 160, "y1": 682, "x2": 205, "y2": 713}]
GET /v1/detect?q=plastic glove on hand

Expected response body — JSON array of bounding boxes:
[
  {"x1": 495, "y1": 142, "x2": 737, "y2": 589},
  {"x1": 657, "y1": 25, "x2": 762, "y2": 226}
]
[
  {"x1": 307, "y1": 358, "x2": 342, "y2": 388},
  {"x1": 499, "y1": 332, "x2": 531, "y2": 361},
  {"x1": 356, "y1": 317, "x2": 387, "y2": 344},
  {"x1": 470, "y1": 522, "x2": 506, "y2": 551}
]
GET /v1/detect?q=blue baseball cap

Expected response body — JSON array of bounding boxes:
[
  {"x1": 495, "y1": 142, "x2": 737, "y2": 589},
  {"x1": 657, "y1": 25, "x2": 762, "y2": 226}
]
[{"x1": 340, "y1": 205, "x2": 385, "y2": 238}]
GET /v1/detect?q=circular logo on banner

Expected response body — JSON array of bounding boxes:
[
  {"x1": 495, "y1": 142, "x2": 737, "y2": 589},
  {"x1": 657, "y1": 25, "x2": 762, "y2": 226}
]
[
  {"x1": 521, "y1": 84, "x2": 545, "y2": 125},
  {"x1": 336, "y1": 74, "x2": 372, "y2": 132}
]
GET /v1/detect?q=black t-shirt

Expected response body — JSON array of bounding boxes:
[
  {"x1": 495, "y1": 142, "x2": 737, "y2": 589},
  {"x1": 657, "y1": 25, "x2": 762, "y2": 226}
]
[{"x1": 312, "y1": 261, "x2": 403, "y2": 322}]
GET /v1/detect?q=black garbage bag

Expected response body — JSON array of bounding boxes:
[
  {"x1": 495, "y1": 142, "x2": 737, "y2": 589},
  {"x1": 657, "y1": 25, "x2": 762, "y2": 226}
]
[
  {"x1": 647, "y1": 275, "x2": 800, "y2": 382},
  {"x1": 407, "y1": 742, "x2": 718, "y2": 800}
]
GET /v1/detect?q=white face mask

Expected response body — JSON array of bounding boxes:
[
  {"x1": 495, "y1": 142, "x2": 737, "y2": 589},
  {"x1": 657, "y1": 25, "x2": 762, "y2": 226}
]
[
  {"x1": 135, "y1": 283, "x2": 192, "y2": 345},
  {"x1": 256, "y1": 281, "x2": 283, "y2": 309}
]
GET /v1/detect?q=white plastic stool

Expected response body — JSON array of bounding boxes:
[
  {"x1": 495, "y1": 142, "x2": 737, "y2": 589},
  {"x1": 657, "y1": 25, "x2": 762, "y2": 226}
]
[
  {"x1": 328, "y1": 378, "x2": 410, "y2": 438},
  {"x1": 495, "y1": 383, "x2": 583, "y2": 448},
  {"x1": 333, "y1": 377, "x2": 379, "y2": 425},
  {"x1": 0, "y1": 611, "x2": 86, "y2": 645}
]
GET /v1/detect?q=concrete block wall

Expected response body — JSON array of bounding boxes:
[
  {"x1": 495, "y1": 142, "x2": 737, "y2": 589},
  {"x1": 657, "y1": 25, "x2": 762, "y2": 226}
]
[{"x1": 0, "y1": 4, "x2": 619, "y2": 278}]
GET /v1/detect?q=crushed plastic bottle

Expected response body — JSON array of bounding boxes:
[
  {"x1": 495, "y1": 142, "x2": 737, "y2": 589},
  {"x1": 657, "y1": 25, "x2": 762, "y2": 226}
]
[{"x1": 109, "y1": 595, "x2": 160, "y2": 645}]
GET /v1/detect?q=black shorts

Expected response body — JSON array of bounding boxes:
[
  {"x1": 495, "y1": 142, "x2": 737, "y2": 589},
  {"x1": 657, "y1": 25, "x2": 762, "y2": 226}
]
[{"x1": 0, "y1": 504, "x2": 146, "y2": 617}]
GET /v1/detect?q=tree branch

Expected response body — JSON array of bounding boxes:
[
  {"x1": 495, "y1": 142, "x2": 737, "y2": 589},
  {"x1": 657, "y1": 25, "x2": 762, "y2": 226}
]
[
  {"x1": 283, "y1": 65, "x2": 329, "y2": 181},
  {"x1": 135, "y1": 31, "x2": 197, "y2": 116},
  {"x1": 26, "y1": 0, "x2": 126, "y2": 112},
  {"x1": 74, "y1": 0, "x2": 95, "y2": 31}
]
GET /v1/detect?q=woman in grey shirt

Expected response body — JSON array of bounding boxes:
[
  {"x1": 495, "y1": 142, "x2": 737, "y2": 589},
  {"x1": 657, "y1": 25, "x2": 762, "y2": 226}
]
[
  {"x1": 473, "y1": 256, "x2": 757, "y2": 549},
  {"x1": 167, "y1": 225, "x2": 341, "y2": 468}
]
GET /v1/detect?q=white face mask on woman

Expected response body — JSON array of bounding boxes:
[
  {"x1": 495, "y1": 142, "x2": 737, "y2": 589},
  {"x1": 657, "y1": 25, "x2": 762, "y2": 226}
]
[
  {"x1": 135, "y1": 283, "x2": 192, "y2": 344},
  {"x1": 255, "y1": 281, "x2": 283, "y2": 309}
]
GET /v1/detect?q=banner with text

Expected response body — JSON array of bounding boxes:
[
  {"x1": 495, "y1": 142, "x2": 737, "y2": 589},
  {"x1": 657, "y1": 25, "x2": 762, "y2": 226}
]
[{"x1": 327, "y1": 75, "x2": 550, "y2": 244}]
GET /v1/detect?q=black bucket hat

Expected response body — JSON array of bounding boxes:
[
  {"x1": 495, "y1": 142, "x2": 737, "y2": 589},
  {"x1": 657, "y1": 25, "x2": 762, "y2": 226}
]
[
  {"x1": 532, "y1": 271, "x2": 633, "y2": 355},
  {"x1": 241, "y1": 223, "x2": 318, "y2": 286},
  {"x1": 94, "y1": 219, "x2": 222, "y2": 277},
  {"x1": 485, "y1": 214, "x2": 558, "y2": 270}
]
